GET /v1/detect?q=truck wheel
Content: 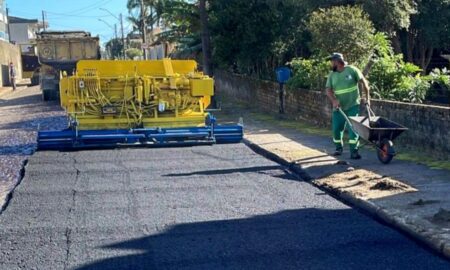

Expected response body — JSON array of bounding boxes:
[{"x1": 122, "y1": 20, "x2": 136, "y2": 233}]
[
  {"x1": 31, "y1": 77, "x2": 39, "y2": 86},
  {"x1": 377, "y1": 139, "x2": 395, "y2": 164},
  {"x1": 42, "y1": 90, "x2": 51, "y2": 101}
]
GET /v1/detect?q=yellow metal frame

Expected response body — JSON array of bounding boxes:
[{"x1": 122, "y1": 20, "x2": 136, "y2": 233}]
[{"x1": 60, "y1": 59, "x2": 213, "y2": 130}]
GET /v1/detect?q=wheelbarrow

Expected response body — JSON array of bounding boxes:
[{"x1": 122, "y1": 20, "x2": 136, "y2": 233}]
[{"x1": 338, "y1": 104, "x2": 408, "y2": 164}]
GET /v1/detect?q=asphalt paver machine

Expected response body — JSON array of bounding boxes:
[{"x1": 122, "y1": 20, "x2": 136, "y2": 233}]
[{"x1": 37, "y1": 59, "x2": 243, "y2": 150}]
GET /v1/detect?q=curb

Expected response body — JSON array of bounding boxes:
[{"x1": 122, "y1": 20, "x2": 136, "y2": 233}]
[{"x1": 243, "y1": 138, "x2": 450, "y2": 260}]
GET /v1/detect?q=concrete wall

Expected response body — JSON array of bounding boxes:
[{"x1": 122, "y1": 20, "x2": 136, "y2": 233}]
[
  {"x1": 0, "y1": 0, "x2": 7, "y2": 41},
  {"x1": 0, "y1": 39, "x2": 22, "y2": 86},
  {"x1": 215, "y1": 70, "x2": 450, "y2": 159},
  {"x1": 9, "y1": 23, "x2": 38, "y2": 54}
]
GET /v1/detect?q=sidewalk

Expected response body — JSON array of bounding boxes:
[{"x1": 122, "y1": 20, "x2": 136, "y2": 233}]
[
  {"x1": 0, "y1": 79, "x2": 30, "y2": 98},
  {"x1": 220, "y1": 103, "x2": 450, "y2": 259}
]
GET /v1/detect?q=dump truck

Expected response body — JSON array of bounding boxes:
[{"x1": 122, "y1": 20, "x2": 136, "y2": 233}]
[
  {"x1": 37, "y1": 59, "x2": 243, "y2": 150},
  {"x1": 35, "y1": 31, "x2": 100, "y2": 101}
]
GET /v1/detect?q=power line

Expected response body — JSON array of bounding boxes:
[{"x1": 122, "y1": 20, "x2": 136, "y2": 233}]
[
  {"x1": 45, "y1": 12, "x2": 112, "y2": 19},
  {"x1": 54, "y1": 0, "x2": 113, "y2": 16}
]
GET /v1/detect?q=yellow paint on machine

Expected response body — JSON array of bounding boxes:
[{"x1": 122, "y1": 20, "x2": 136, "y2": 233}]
[{"x1": 59, "y1": 59, "x2": 214, "y2": 130}]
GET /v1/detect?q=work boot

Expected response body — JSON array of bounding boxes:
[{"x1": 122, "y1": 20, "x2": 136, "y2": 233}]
[
  {"x1": 334, "y1": 147, "x2": 343, "y2": 156},
  {"x1": 350, "y1": 150, "x2": 362, "y2": 160}
]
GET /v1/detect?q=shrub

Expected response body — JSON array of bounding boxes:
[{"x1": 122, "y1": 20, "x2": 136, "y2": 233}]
[
  {"x1": 125, "y1": 48, "x2": 143, "y2": 60},
  {"x1": 306, "y1": 6, "x2": 376, "y2": 65},
  {"x1": 428, "y1": 68, "x2": 450, "y2": 90},
  {"x1": 367, "y1": 33, "x2": 432, "y2": 103},
  {"x1": 425, "y1": 68, "x2": 450, "y2": 103},
  {"x1": 287, "y1": 58, "x2": 329, "y2": 90}
]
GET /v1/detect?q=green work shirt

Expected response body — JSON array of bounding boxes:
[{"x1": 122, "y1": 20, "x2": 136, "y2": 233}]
[{"x1": 325, "y1": 65, "x2": 362, "y2": 110}]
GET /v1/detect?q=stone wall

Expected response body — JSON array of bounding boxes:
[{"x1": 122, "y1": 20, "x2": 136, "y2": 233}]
[
  {"x1": 215, "y1": 70, "x2": 450, "y2": 159},
  {"x1": 0, "y1": 40, "x2": 22, "y2": 87}
]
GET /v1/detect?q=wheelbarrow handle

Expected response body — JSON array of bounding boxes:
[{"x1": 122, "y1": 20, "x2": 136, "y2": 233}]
[
  {"x1": 336, "y1": 108, "x2": 358, "y2": 135},
  {"x1": 365, "y1": 103, "x2": 376, "y2": 119},
  {"x1": 365, "y1": 103, "x2": 378, "y2": 126}
]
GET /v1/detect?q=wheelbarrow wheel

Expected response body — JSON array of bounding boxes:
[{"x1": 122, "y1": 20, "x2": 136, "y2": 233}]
[{"x1": 377, "y1": 139, "x2": 395, "y2": 164}]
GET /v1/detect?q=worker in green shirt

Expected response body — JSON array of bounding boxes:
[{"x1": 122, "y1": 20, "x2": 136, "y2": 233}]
[{"x1": 325, "y1": 53, "x2": 370, "y2": 159}]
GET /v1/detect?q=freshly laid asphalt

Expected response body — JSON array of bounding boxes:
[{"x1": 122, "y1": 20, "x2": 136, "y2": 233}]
[{"x1": 0, "y1": 144, "x2": 449, "y2": 269}]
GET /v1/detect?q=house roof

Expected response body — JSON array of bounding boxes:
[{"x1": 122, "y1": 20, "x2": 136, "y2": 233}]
[{"x1": 8, "y1": 16, "x2": 38, "y2": 24}]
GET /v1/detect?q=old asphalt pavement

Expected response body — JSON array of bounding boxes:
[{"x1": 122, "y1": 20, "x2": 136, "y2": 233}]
[{"x1": 0, "y1": 144, "x2": 449, "y2": 269}]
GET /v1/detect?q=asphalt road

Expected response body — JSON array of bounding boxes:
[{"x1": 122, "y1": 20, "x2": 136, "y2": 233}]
[{"x1": 0, "y1": 144, "x2": 448, "y2": 269}]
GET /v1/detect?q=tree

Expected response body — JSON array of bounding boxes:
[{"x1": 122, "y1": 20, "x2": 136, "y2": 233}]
[
  {"x1": 359, "y1": 0, "x2": 417, "y2": 52},
  {"x1": 306, "y1": 6, "x2": 376, "y2": 65},
  {"x1": 127, "y1": 0, "x2": 164, "y2": 33},
  {"x1": 105, "y1": 38, "x2": 124, "y2": 59},
  {"x1": 360, "y1": 0, "x2": 416, "y2": 33},
  {"x1": 210, "y1": 0, "x2": 308, "y2": 78},
  {"x1": 136, "y1": 0, "x2": 201, "y2": 59},
  {"x1": 126, "y1": 48, "x2": 144, "y2": 59},
  {"x1": 142, "y1": 1, "x2": 212, "y2": 73},
  {"x1": 405, "y1": 0, "x2": 450, "y2": 72},
  {"x1": 199, "y1": 0, "x2": 212, "y2": 75}
]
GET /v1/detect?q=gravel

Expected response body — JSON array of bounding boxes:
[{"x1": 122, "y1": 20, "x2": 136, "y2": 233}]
[{"x1": 0, "y1": 85, "x2": 66, "y2": 210}]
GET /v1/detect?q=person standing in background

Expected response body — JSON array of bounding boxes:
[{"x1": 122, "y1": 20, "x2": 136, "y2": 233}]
[{"x1": 9, "y1": 62, "x2": 17, "y2": 90}]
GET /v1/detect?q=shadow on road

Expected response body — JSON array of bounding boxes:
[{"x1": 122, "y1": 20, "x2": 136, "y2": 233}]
[
  {"x1": 0, "y1": 93, "x2": 45, "y2": 107},
  {"x1": 163, "y1": 165, "x2": 299, "y2": 181},
  {"x1": 0, "y1": 143, "x2": 35, "y2": 155},
  {"x1": 74, "y1": 208, "x2": 448, "y2": 270}
]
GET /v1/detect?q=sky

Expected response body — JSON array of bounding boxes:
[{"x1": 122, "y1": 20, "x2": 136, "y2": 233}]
[{"x1": 6, "y1": 0, "x2": 135, "y2": 46}]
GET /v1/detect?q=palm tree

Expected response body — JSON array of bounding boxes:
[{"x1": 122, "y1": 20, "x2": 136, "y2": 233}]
[{"x1": 126, "y1": 0, "x2": 213, "y2": 75}]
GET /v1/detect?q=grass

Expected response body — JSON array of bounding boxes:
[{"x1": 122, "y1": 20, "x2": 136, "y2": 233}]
[
  {"x1": 248, "y1": 112, "x2": 331, "y2": 137},
  {"x1": 396, "y1": 152, "x2": 450, "y2": 171}
]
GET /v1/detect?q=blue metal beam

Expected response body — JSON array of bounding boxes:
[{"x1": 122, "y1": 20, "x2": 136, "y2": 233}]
[{"x1": 37, "y1": 124, "x2": 243, "y2": 151}]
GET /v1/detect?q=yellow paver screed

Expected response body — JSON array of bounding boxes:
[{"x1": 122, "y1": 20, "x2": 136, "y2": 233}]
[{"x1": 245, "y1": 133, "x2": 417, "y2": 200}]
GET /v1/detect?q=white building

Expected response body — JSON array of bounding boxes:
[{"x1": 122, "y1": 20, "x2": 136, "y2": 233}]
[
  {"x1": 0, "y1": 0, "x2": 8, "y2": 41},
  {"x1": 8, "y1": 16, "x2": 40, "y2": 54}
]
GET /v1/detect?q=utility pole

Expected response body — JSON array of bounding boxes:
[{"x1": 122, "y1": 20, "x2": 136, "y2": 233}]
[
  {"x1": 6, "y1": 7, "x2": 11, "y2": 42},
  {"x1": 114, "y1": 23, "x2": 117, "y2": 40},
  {"x1": 140, "y1": 0, "x2": 148, "y2": 60},
  {"x1": 120, "y1": 13, "x2": 125, "y2": 59},
  {"x1": 100, "y1": 8, "x2": 127, "y2": 59},
  {"x1": 42, "y1": 10, "x2": 46, "y2": 31}
]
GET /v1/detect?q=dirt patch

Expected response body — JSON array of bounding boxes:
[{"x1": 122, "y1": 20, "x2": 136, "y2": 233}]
[
  {"x1": 314, "y1": 169, "x2": 417, "y2": 200},
  {"x1": 370, "y1": 180, "x2": 410, "y2": 191}
]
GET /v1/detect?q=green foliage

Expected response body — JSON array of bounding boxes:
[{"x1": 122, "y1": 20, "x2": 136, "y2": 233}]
[
  {"x1": 428, "y1": 68, "x2": 450, "y2": 90},
  {"x1": 129, "y1": 41, "x2": 142, "y2": 50},
  {"x1": 411, "y1": 0, "x2": 450, "y2": 50},
  {"x1": 210, "y1": 0, "x2": 312, "y2": 78},
  {"x1": 105, "y1": 38, "x2": 124, "y2": 59},
  {"x1": 125, "y1": 48, "x2": 143, "y2": 59},
  {"x1": 359, "y1": 0, "x2": 417, "y2": 33},
  {"x1": 425, "y1": 68, "x2": 450, "y2": 101},
  {"x1": 287, "y1": 33, "x2": 435, "y2": 104},
  {"x1": 131, "y1": 0, "x2": 450, "y2": 106},
  {"x1": 287, "y1": 58, "x2": 329, "y2": 90},
  {"x1": 306, "y1": 6, "x2": 376, "y2": 64},
  {"x1": 368, "y1": 40, "x2": 430, "y2": 103}
]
